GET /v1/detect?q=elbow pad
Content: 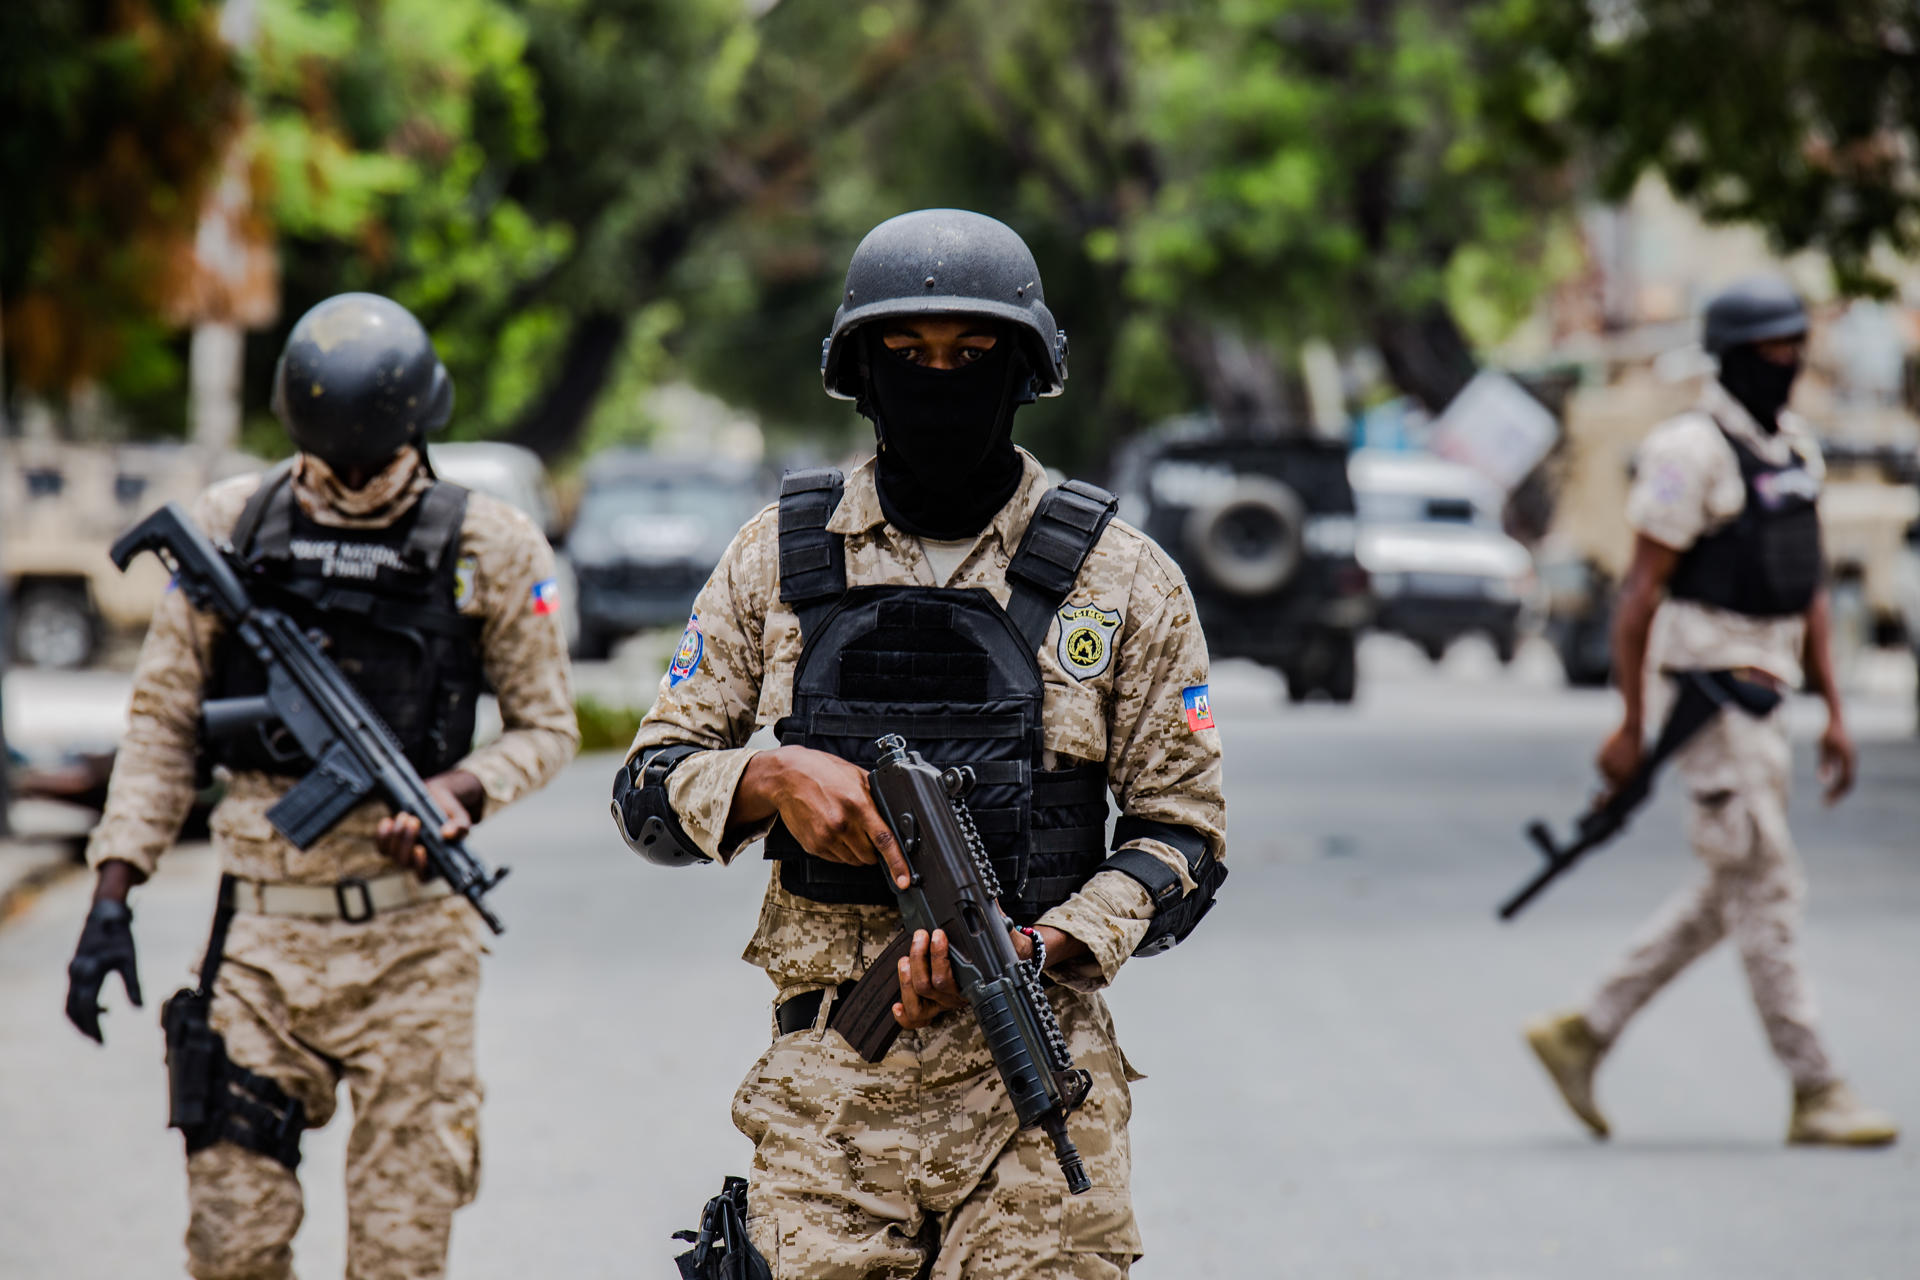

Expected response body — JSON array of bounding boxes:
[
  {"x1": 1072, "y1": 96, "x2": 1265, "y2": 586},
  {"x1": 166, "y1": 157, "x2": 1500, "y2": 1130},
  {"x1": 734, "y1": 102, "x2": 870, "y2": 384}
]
[
  {"x1": 1099, "y1": 817, "x2": 1227, "y2": 957},
  {"x1": 611, "y1": 745, "x2": 711, "y2": 867}
]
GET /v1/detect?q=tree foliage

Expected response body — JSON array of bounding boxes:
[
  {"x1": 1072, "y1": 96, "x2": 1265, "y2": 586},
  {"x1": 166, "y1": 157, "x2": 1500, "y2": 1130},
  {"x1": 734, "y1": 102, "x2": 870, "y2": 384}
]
[
  {"x1": 1525, "y1": 0, "x2": 1920, "y2": 294},
  {"x1": 1, "y1": 0, "x2": 242, "y2": 424},
  {"x1": 16, "y1": 0, "x2": 1905, "y2": 466}
]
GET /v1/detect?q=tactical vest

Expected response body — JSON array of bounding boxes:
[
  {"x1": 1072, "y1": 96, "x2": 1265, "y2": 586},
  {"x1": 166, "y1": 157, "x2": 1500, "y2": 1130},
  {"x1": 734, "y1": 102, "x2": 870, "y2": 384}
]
[
  {"x1": 1667, "y1": 423, "x2": 1823, "y2": 618},
  {"x1": 763, "y1": 470, "x2": 1118, "y2": 923},
  {"x1": 210, "y1": 462, "x2": 485, "y2": 778}
]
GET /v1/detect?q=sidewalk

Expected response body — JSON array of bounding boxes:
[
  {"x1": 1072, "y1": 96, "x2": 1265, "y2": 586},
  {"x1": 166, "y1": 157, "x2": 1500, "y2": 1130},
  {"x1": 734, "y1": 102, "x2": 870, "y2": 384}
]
[{"x1": 0, "y1": 802, "x2": 92, "y2": 926}]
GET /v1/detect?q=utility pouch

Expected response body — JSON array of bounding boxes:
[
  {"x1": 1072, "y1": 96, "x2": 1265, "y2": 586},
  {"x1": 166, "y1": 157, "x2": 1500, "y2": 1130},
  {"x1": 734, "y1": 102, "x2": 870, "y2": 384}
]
[
  {"x1": 673, "y1": 1176, "x2": 771, "y2": 1280},
  {"x1": 163, "y1": 876, "x2": 308, "y2": 1170}
]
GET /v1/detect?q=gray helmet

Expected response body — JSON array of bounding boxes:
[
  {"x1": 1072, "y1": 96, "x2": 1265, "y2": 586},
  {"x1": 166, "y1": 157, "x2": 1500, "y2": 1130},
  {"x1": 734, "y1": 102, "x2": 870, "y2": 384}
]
[
  {"x1": 271, "y1": 293, "x2": 453, "y2": 471},
  {"x1": 821, "y1": 208, "x2": 1068, "y2": 402},
  {"x1": 1703, "y1": 274, "x2": 1809, "y2": 356}
]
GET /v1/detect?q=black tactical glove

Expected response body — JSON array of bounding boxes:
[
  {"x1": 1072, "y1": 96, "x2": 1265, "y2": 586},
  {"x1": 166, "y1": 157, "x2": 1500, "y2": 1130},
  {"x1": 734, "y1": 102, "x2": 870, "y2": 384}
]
[{"x1": 66, "y1": 899, "x2": 143, "y2": 1043}]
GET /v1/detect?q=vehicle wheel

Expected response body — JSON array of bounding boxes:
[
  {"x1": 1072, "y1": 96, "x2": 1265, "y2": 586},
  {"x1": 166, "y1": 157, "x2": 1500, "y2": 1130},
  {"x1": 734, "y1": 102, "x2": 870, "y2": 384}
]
[
  {"x1": 1553, "y1": 616, "x2": 1612, "y2": 688},
  {"x1": 1183, "y1": 475, "x2": 1306, "y2": 598},
  {"x1": 1492, "y1": 629, "x2": 1519, "y2": 665},
  {"x1": 1283, "y1": 668, "x2": 1310, "y2": 704},
  {"x1": 1325, "y1": 635, "x2": 1358, "y2": 704},
  {"x1": 12, "y1": 583, "x2": 98, "y2": 669},
  {"x1": 1420, "y1": 638, "x2": 1447, "y2": 664}
]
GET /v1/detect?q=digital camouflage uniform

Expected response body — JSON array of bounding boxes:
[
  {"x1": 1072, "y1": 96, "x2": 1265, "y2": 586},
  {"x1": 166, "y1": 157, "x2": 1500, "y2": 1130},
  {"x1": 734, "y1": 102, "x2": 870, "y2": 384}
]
[
  {"x1": 1583, "y1": 379, "x2": 1837, "y2": 1089},
  {"x1": 627, "y1": 450, "x2": 1226, "y2": 1278},
  {"x1": 86, "y1": 449, "x2": 580, "y2": 1280}
]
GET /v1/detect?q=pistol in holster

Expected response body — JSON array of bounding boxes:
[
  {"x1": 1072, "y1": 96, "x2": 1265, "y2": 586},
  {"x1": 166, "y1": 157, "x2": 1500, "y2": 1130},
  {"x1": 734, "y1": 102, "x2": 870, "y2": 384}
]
[{"x1": 162, "y1": 878, "x2": 307, "y2": 1170}]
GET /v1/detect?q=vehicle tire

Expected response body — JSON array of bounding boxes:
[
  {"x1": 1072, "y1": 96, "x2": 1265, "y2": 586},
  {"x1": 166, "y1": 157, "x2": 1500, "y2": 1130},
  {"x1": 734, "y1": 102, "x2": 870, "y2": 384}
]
[
  {"x1": 1420, "y1": 638, "x2": 1447, "y2": 664},
  {"x1": 1492, "y1": 629, "x2": 1519, "y2": 665},
  {"x1": 1553, "y1": 616, "x2": 1612, "y2": 688},
  {"x1": 1283, "y1": 667, "x2": 1310, "y2": 704},
  {"x1": 1183, "y1": 475, "x2": 1306, "y2": 598},
  {"x1": 12, "y1": 582, "x2": 98, "y2": 669},
  {"x1": 1325, "y1": 634, "x2": 1358, "y2": 704}
]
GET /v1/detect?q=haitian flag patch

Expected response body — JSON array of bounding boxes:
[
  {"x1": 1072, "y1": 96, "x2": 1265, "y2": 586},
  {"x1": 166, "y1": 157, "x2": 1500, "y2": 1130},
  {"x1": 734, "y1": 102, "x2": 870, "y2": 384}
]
[
  {"x1": 1183, "y1": 684, "x2": 1215, "y2": 732},
  {"x1": 668, "y1": 614, "x2": 704, "y2": 687},
  {"x1": 530, "y1": 578, "x2": 560, "y2": 615}
]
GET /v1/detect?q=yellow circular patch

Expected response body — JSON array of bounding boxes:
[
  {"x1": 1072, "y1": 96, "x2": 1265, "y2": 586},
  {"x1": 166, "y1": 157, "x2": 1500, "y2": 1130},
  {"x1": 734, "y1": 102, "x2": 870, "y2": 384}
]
[{"x1": 1064, "y1": 625, "x2": 1106, "y2": 669}]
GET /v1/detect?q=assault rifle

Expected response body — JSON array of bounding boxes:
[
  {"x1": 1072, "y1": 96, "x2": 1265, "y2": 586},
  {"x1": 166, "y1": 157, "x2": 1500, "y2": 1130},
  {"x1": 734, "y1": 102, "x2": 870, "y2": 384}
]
[
  {"x1": 110, "y1": 502, "x2": 509, "y2": 933},
  {"x1": 829, "y1": 735, "x2": 1094, "y2": 1194},
  {"x1": 1498, "y1": 669, "x2": 1782, "y2": 921}
]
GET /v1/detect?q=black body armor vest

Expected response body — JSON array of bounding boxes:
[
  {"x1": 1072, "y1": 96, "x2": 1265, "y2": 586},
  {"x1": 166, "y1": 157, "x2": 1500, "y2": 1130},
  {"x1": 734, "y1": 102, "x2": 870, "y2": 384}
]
[
  {"x1": 763, "y1": 470, "x2": 1118, "y2": 923},
  {"x1": 1667, "y1": 424, "x2": 1823, "y2": 618},
  {"x1": 210, "y1": 464, "x2": 485, "y2": 778}
]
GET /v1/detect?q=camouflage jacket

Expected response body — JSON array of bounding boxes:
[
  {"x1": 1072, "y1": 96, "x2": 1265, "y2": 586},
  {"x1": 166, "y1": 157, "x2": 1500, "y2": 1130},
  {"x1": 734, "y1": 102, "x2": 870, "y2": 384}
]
[
  {"x1": 87, "y1": 450, "x2": 580, "y2": 885},
  {"x1": 625, "y1": 450, "x2": 1226, "y2": 996}
]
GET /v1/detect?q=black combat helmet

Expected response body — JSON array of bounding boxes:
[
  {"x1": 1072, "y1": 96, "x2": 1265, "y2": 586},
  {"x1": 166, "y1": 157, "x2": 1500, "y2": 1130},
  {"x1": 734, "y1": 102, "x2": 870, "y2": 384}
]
[
  {"x1": 1702, "y1": 275, "x2": 1809, "y2": 355},
  {"x1": 270, "y1": 293, "x2": 453, "y2": 471},
  {"x1": 821, "y1": 208, "x2": 1068, "y2": 402}
]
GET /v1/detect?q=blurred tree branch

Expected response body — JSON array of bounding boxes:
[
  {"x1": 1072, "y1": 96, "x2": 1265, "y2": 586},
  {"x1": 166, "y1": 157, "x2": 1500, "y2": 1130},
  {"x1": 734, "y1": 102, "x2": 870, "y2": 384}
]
[
  {"x1": 1520, "y1": 0, "x2": 1920, "y2": 295},
  {"x1": 1, "y1": 0, "x2": 244, "y2": 428}
]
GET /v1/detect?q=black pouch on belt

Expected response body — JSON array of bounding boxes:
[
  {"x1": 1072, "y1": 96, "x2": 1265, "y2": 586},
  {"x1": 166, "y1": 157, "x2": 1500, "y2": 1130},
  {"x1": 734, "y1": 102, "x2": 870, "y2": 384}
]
[
  {"x1": 673, "y1": 1176, "x2": 772, "y2": 1280},
  {"x1": 163, "y1": 875, "x2": 308, "y2": 1170}
]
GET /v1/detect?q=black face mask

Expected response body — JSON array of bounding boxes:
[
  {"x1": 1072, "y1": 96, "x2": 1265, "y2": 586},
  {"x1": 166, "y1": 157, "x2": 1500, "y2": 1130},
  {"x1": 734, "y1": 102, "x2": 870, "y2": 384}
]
[
  {"x1": 864, "y1": 329, "x2": 1026, "y2": 539},
  {"x1": 1718, "y1": 345, "x2": 1800, "y2": 433}
]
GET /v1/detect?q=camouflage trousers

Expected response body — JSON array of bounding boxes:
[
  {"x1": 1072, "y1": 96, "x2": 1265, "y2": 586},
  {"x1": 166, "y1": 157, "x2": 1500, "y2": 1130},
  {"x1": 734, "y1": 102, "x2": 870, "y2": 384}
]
[
  {"x1": 185, "y1": 896, "x2": 485, "y2": 1280},
  {"x1": 732, "y1": 985, "x2": 1144, "y2": 1279},
  {"x1": 1585, "y1": 699, "x2": 1838, "y2": 1090}
]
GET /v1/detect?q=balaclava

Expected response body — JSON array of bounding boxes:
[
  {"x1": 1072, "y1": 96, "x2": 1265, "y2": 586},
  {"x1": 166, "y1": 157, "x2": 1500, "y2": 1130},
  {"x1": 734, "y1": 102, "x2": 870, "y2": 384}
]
[
  {"x1": 1718, "y1": 344, "x2": 1800, "y2": 433},
  {"x1": 865, "y1": 326, "x2": 1028, "y2": 539}
]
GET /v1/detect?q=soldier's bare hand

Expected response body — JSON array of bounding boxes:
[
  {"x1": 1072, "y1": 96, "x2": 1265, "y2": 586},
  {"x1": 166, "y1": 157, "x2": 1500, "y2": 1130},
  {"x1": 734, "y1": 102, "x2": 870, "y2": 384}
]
[
  {"x1": 894, "y1": 928, "x2": 968, "y2": 1029},
  {"x1": 1009, "y1": 923, "x2": 1087, "y2": 971},
  {"x1": 377, "y1": 772, "x2": 476, "y2": 879},
  {"x1": 739, "y1": 747, "x2": 912, "y2": 890},
  {"x1": 1819, "y1": 719, "x2": 1856, "y2": 805},
  {"x1": 1596, "y1": 723, "x2": 1643, "y2": 793}
]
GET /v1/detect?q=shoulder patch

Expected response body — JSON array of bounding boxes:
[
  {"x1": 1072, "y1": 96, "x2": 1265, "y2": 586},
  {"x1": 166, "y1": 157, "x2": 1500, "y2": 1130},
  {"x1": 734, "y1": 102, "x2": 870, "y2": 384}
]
[
  {"x1": 1057, "y1": 602, "x2": 1121, "y2": 680},
  {"x1": 1183, "y1": 684, "x2": 1215, "y2": 732},
  {"x1": 668, "y1": 614, "x2": 704, "y2": 688},
  {"x1": 453, "y1": 554, "x2": 478, "y2": 608},
  {"x1": 530, "y1": 577, "x2": 560, "y2": 615}
]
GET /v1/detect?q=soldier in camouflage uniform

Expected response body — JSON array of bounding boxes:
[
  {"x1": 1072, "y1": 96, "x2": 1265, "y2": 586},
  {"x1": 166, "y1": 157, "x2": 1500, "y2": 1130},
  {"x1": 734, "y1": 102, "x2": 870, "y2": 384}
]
[
  {"x1": 614, "y1": 210, "x2": 1227, "y2": 1277},
  {"x1": 1525, "y1": 276, "x2": 1897, "y2": 1147},
  {"x1": 63, "y1": 294, "x2": 580, "y2": 1279}
]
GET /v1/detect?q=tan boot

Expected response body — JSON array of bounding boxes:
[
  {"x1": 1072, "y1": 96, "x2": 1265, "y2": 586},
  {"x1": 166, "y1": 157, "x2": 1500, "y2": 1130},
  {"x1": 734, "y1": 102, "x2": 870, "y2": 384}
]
[
  {"x1": 1524, "y1": 1011, "x2": 1610, "y2": 1138},
  {"x1": 1788, "y1": 1082, "x2": 1899, "y2": 1147}
]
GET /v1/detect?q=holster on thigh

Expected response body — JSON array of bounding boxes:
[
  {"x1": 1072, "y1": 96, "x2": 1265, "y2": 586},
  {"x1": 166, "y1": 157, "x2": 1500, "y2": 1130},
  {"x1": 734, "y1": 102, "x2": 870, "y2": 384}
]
[
  {"x1": 164, "y1": 875, "x2": 306, "y2": 1172},
  {"x1": 163, "y1": 987, "x2": 307, "y2": 1170},
  {"x1": 674, "y1": 1176, "x2": 772, "y2": 1280}
]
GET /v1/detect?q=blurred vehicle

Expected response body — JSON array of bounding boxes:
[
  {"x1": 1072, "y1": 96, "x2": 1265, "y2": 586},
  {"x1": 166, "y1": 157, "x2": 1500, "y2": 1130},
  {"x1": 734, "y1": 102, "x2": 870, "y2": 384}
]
[
  {"x1": 1350, "y1": 451, "x2": 1536, "y2": 664},
  {"x1": 427, "y1": 441, "x2": 579, "y2": 651},
  {"x1": 1117, "y1": 426, "x2": 1371, "y2": 703},
  {"x1": 564, "y1": 452, "x2": 772, "y2": 660},
  {"x1": 1, "y1": 442, "x2": 262, "y2": 668}
]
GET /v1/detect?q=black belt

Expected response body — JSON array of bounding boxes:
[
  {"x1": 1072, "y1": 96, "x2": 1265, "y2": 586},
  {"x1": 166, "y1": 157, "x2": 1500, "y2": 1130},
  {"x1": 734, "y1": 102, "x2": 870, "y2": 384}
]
[{"x1": 775, "y1": 981, "x2": 855, "y2": 1036}]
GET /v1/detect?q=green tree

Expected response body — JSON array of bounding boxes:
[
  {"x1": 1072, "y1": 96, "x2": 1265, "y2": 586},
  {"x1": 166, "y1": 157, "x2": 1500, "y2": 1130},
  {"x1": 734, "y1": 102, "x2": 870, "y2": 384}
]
[
  {"x1": 239, "y1": 0, "x2": 567, "y2": 453},
  {"x1": 1523, "y1": 0, "x2": 1920, "y2": 294},
  {"x1": 1, "y1": 0, "x2": 242, "y2": 428}
]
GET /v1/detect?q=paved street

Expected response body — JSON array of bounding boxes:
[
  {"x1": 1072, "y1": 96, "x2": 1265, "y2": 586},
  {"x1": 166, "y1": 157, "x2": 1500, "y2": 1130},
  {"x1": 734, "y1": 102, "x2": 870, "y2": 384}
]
[{"x1": 3, "y1": 639, "x2": 1917, "y2": 1277}]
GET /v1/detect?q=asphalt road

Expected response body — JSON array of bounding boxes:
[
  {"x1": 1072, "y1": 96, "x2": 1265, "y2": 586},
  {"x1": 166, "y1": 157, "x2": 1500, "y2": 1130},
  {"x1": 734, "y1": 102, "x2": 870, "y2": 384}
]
[{"x1": 3, "y1": 639, "x2": 1917, "y2": 1278}]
